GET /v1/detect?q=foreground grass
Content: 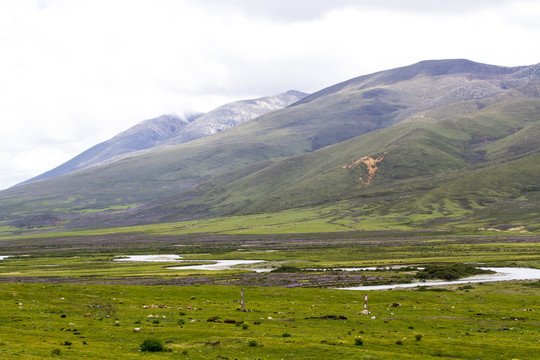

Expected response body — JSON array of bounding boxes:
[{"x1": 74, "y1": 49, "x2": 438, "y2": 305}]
[
  {"x1": 0, "y1": 282, "x2": 538, "y2": 359},
  {"x1": 0, "y1": 225, "x2": 538, "y2": 358}
]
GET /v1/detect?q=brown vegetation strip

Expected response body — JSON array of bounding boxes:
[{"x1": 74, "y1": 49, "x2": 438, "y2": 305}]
[{"x1": 0, "y1": 272, "x2": 382, "y2": 288}]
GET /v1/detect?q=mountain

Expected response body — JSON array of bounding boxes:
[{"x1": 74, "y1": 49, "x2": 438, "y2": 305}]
[
  {"x1": 195, "y1": 84, "x2": 540, "y2": 217},
  {"x1": 21, "y1": 91, "x2": 307, "y2": 185},
  {"x1": 164, "y1": 90, "x2": 307, "y2": 145},
  {"x1": 21, "y1": 114, "x2": 201, "y2": 184},
  {"x1": 2, "y1": 59, "x2": 540, "y2": 231}
]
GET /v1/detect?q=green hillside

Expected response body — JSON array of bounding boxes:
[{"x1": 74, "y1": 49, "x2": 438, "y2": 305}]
[
  {"x1": 1, "y1": 60, "x2": 540, "y2": 233},
  {"x1": 185, "y1": 97, "x2": 540, "y2": 219}
]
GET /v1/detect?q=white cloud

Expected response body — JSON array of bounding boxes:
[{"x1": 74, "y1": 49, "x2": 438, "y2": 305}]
[{"x1": 0, "y1": 0, "x2": 539, "y2": 189}]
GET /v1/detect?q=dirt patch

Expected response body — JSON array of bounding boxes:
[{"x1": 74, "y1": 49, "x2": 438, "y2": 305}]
[
  {"x1": 305, "y1": 315, "x2": 348, "y2": 320},
  {"x1": 422, "y1": 316, "x2": 474, "y2": 321},
  {"x1": 0, "y1": 272, "x2": 381, "y2": 288},
  {"x1": 343, "y1": 153, "x2": 387, "y2": 188}
]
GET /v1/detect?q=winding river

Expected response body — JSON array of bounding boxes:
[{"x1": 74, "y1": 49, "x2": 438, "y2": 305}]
[
  {"x1": 339, "y1": 267, "x2": 540, "y2": 290},
  {"x1": 3, "y1": 254, "x2": 538, "y2": 287},
  {"x1": 112, "y1": 255, "x2": 540, "y2": 288}
]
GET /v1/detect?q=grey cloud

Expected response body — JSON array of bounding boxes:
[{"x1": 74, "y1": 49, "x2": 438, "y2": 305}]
[{"x1": 201, "y1": 0, "x2": 511, "y2": 22}]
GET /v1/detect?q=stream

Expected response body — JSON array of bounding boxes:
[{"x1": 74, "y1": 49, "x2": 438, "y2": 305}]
[
  {"x1": 339, "y1": 267, "x2": 540, "y2": 290},
  {"x1": 112, "y1": 256, "x2": 540, "y2": 288}
]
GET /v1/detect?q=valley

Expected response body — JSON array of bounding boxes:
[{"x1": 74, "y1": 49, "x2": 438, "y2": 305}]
[
  {"x1": 0, "y1": 229, "x2": 539, "y2": 359},
  {"x1": 1, "y1": 59, "x2": 540, "y2": 359}
]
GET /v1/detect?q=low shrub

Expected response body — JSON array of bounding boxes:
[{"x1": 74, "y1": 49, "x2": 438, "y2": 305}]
[
  {"x1": 248, "y1": 339, "x2": 258, "y2": 347},
  {"x1": 415, "y1": 334, "x2": 423, "y2": 341},
  {"x1": 417, "y1": 263, "x2": 494, "y2": 281},
  {"x1": 354, "y1": 337, "x2": 363, "y2": 346},
  {"x1": 270, "y1": 265, "x2": 302, "y2": 273},
  {"x1": 140, "y1": 338, "x2": 164, "y2": 352}
]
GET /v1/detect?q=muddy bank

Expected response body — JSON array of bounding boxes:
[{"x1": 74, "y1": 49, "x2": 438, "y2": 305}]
[{"x1": 0, "y1": 272, "x2": 382, "y2": 287}]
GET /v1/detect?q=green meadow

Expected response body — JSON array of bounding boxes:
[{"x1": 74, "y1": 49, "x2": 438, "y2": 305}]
[
  {"x1": 0, "y1": 282, "x2": 538, "y2": 359},
  {"x1": 2, "y1": 60, "x2": 540, "y2": 359},
  {"x1": 1, "y1": 224, "x2": 539, "y2": 359}
]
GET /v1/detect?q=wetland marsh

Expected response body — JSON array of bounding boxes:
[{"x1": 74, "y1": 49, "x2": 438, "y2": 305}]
[{"x1": 0, "y1": 230, "x2": 539, "y2": 359}]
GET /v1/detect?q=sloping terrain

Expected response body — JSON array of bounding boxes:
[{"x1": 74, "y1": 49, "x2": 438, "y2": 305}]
[
  {"x1": 20, "y1": 114, "x2": 200, "y2": 184},
  {"x1": 1, "y1": 59, "x2": 540, "y2": 231},
  {"x1": 164, "y1": 90, "x2": 307, "y2": 145},
  {"x1": 21, "y1": 91, "x2": 306, "y2": 185},
  {"x1": 185, "y1": 88, "x2": 540, "y2": 217}
]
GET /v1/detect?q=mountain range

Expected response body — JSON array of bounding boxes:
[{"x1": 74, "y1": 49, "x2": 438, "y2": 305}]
[
  {"x1": 2, "y1": 59, "x2": 540, "y2": 231},
  {"x1": 22, "y1": 90, "x2": 307, "y2": 184}
]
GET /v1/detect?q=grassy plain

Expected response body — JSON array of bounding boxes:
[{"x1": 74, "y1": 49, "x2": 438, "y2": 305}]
[
  {"x1": 0, "y1": 282, "x2": 538, "y2": 359},
  {"x1": 1, "y1": 222, "x2": 539, "y2": 359}
]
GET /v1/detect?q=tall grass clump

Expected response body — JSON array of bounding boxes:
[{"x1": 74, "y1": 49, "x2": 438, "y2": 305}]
[{"x1": 140, "y1": 338, "x2": 164, "y2": 352}]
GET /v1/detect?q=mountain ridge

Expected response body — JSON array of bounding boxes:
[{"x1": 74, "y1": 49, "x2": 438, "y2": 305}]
[
  {"x1": 2, "y1": 59, "x2": 540, "y2": 232},
  {"x1": 20, "y1": 91, "x2": 307, "y2": 185}
]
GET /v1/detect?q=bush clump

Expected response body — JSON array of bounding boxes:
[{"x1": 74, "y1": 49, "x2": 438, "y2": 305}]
[
  {"x1": 354, "y1": 337, "x2": 363, "y2": 346},
  {"x1": 140, "y1": 338, "x2": 164, "y2": 352},
  {"x1": 417, "y1": 263, "x2": 494, "y2": 281},
  {"x1": 270, "y1": 265, "x2": 302, "y2": 273},
  {"x1": 248, "y1": 339, "x2": 258, "y2": 347}
]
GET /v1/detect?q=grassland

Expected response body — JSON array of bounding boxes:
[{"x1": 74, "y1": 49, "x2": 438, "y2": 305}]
[
  {"x1": 0, "y1": 281, "x2": 538, "y2": 359},
  {"x1": 1, "y1": 220, "x2": 539, "y2": 359},
  {"x1": 2, "y1": 60, "x2": 540, "y2": 359}
]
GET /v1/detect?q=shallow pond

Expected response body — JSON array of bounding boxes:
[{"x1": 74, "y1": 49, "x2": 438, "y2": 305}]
[
  {"x1": 114, "y1": 255, "x2": 269, "y2": 272},
  {"x1": 114, "y1": 254, "x2": 183, "y2": 262}
]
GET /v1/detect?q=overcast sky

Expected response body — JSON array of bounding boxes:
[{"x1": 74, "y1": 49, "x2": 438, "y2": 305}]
[{"x1": 1, "y1": 0, "x2": 539, "y2": 190}]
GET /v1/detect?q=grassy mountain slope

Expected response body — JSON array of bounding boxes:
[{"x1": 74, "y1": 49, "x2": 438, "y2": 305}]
[
  {"x1": 1, "y1": 60, "x2": 540, "y2": 231},
  {"x1": 185, "y1": 95, "x2": 540, "y2": 222},
  {"x1": 20, "y1": 114, "x2": 199, "y2": 184},
  {"x1": 21, "y1": 91, "x2": 307, "y2": 186}
]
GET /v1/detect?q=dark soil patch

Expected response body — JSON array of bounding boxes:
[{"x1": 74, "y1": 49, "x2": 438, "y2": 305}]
[
  {"x1": 305, "y1": 315, "x2": 348, "y2": 320},
  {"x1": 0, "y1": 271, "x2": 381, "y2": 288}
]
